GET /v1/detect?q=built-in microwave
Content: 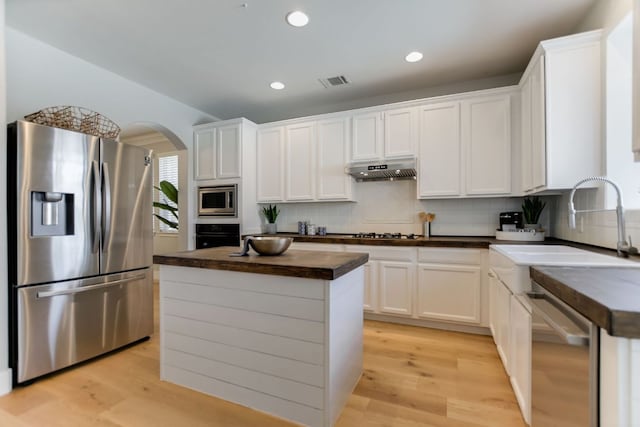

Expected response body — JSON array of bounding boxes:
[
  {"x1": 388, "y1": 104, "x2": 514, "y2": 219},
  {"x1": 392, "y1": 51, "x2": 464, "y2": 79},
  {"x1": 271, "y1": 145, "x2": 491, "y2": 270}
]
[{"x1": 198, "y1": 184, "x2": 237, "y2": 217}]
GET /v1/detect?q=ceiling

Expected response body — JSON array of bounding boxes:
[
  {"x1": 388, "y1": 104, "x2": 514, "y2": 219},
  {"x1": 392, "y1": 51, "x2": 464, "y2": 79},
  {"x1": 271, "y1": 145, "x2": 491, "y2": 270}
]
[{"x1": 7, "y1": 0, "x2": 597, "y2": 124}]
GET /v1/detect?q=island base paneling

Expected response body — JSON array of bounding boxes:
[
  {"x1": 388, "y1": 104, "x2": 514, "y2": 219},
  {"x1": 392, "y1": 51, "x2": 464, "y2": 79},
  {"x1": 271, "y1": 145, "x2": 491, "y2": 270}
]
[{"x1": 159, "y1": 264, "x2": 364, "y2": 427}]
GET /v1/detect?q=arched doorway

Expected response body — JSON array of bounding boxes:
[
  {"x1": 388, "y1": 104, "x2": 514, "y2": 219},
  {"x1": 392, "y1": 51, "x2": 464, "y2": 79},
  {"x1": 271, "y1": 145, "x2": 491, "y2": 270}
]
[{"x1": 120, "y1": 122, "x2": 188, "y2": 279}]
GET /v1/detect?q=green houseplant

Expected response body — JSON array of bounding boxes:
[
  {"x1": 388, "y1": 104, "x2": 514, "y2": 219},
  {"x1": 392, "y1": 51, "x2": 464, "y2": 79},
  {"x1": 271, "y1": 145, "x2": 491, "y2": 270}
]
[
  {"x1": 522, "y1": 196, "x2": 545, "y2": 229},
  {"x1": 154, "y1": 180, "x2": 178, "y2": 230},
  {"x1": 261, "y1": 204, "x2": 280, "y2": 234}
]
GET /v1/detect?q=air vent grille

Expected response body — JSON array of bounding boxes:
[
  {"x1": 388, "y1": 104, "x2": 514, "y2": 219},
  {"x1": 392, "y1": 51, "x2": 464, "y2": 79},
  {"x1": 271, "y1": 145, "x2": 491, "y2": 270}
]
[{"x1": 319, "y1": 75, "x2": 350, "y2": 88}]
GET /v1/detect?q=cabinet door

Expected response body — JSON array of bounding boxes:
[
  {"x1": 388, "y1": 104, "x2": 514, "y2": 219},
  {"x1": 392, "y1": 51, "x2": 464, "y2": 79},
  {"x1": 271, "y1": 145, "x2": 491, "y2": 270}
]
[
  {"x1": 317, "y1": 118, "x2": 352, "y2": 200},
  {"x1": 418, "y1": 102, "x2": 461, "y2": 197},
  {"x1": 194, "y1": 128, "x2": 216, "y2": 180},
  {"x1": 216, "y1": 123, "x2": 241, "y2": 179},
  {"x1": 488, "y1": 271, "x2": 499, "y2": 340},
  {"x1": 256, "y1": 127, "x2": 285, "y2": 202},
  {"x1": 495, "y1": 278, "x2": 512, "y2": 375},
  {"x1": 530, "y1": 55, "x2": 547, "y2": 190},
  {"x1": 510, "y1": 295, "x2": 531, "y2": 425},
  {"x1": 378, "y1": 261, "x2": 414, "y2": 316},
  {"x1": 384, "y1": 107, "x2": 417, "y2": 159},
  {"x1": 463, "y1": 95, "x2": 512, "y2": 195},
  {"x1": 352, "y1": 112, "x2": 382, "y2": 161},
  {"x1": 521, "y1": 75, "x2": 534, "y2": 193},
  {"x1": 416, "y1": 264, "x2": 481, "y2": 324},
  {"x1": 362, "y1": 261, "x2": 377, "y2": 313},
  {"x1": 286, "y1": 122, "x2": 316, "y2": 201}
]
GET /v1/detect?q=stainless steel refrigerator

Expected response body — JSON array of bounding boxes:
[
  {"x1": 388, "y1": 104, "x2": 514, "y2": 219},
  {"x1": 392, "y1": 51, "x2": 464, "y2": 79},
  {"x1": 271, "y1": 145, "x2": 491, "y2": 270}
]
[{"x1": 7, "y1": 120, "x2": 154, "y2": 384}]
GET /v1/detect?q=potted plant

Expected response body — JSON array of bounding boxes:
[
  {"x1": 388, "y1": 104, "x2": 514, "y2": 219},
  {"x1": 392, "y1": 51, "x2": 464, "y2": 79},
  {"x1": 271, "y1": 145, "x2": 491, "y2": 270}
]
[
  {"x1": 262, "y1": 204, "x2": 280, "y2": 234},
  {"x1": 153, "y1": 180, "x2": 179, "y2": 230},
  {"x1": 522, "y1": 196, "x2": 546, "y2": 230}
]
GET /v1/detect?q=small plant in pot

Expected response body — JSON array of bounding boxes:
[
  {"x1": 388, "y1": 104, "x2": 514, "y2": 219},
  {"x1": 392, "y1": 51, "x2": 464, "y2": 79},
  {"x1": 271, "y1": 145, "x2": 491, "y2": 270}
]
[
  {"x1": 262, "y1": 204, "x2": 280, "y2": 234},
  {"x1": 522, "y1": 196, "x2": 546, "y2": 230}
]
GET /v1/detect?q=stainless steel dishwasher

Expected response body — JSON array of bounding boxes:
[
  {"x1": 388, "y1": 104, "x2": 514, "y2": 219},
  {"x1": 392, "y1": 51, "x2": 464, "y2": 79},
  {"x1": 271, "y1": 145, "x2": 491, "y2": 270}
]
[{"x1": 527, "y1": 283, "x2": 598, "y2": 427}]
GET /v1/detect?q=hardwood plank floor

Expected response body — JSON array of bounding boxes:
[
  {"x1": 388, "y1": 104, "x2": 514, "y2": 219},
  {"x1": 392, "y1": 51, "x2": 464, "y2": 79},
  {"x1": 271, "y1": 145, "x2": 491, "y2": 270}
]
[{"x1": 0, "y1": 284, "x2": 526, "y2": 426}]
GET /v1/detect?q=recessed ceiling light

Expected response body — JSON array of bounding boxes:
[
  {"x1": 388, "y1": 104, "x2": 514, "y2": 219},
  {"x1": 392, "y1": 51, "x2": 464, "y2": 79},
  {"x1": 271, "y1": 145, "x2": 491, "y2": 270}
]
[
  {"x1": 405, "y1": 51, "x2": 423, "y2": 63},
  {"x1": 286, "y1": 11, "x2": 309, "y2": 27},
  {"x1": 270, "y1": 81, "x2": 285, "y2": 90}
]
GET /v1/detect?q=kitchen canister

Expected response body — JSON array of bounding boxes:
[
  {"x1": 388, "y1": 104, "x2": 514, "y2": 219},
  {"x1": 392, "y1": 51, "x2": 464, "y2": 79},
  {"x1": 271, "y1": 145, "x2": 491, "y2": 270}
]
[
  {"x1": 297, "y1": 221, "x2": 306, "y2": 235},
  {"x1": 317, "y1": 226, "x2": 327, "y2": 236},
  {"x1": 307, "y1": 224, "x2": 316, "y2": 236}
]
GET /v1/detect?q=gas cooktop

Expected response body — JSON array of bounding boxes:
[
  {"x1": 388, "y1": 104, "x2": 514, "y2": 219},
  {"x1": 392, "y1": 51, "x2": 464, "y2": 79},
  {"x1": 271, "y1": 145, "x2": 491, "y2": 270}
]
[{"x1": 351, "y1": 232, "x2": 420, "y2": 240}]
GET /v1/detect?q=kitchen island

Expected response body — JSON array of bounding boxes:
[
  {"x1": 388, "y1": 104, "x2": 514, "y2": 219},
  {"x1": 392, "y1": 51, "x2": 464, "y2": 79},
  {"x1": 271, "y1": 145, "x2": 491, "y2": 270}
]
[{"x1": 153, "y1": 247, "x2": 369, "y2": 427}]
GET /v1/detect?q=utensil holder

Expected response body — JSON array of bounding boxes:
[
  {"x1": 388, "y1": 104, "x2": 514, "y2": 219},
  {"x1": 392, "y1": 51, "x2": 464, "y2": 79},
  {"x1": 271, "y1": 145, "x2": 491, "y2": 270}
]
[{"x1": 423, "y1": 222, "x2": 430, "y2": 238}]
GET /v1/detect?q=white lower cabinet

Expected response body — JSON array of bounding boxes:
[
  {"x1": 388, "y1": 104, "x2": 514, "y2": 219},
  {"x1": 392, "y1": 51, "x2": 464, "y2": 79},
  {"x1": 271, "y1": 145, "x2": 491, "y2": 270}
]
[
  {"x1": 489, "y1": 268, "x2": 531, "y2": 425},
  {"x1": 378, "y1": 261, "x2": 414, "y2": 316},
  {"x1": 362, "y1": 262, "x2": 376, "y2": 312},
  {"x1": 416, "y1": 248, "x2": 483, "y2": 325},
  {"x1": 489, "y1": 270, "x2": 512, "y2": 374},
  {"x1": 417, "y1": 264, "x2": 481, "y2": 324},
  {"x1": 510, "y1": 295, "x2": 531, "y2": 425}
]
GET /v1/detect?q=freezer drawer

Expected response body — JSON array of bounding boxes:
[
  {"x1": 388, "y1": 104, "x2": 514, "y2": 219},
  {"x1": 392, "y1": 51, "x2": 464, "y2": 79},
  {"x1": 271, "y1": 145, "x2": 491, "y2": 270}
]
[{"x1": 15, "y1": 269, "x2": 153, "y2": 383}]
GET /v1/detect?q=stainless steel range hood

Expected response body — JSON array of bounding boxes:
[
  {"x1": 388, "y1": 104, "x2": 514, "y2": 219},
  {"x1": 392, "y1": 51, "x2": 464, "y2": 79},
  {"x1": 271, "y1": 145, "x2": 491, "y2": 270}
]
[{"x1": 346, "y1": 158, "x2": 417, "y2": 182}]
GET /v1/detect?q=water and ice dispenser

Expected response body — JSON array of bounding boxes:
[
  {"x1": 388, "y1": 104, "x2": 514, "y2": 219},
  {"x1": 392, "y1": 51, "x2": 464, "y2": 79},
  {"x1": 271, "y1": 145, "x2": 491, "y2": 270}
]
[{"x1": 31, "y1": 191, "x2": 74, "y2": 236}]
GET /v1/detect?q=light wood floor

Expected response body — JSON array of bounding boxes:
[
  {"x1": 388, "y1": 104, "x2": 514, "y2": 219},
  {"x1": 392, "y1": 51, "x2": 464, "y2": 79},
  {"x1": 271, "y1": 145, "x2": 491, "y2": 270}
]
[{"x1": 0, "y1": 284, "x2": 526, "y2": 427}]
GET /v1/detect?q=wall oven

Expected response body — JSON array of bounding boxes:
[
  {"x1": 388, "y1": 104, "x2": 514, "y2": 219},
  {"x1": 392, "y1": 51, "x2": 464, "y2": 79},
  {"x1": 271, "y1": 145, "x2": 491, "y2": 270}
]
[
  {"x1": 527, "y1": 283, "x2": 598, "y2": 427},
  {"x1": 195, "y1": 224, "x2": 240, "y2": 249},
  {"x1": 198, "y1": 184, "x2": 237, "y2": 217}
]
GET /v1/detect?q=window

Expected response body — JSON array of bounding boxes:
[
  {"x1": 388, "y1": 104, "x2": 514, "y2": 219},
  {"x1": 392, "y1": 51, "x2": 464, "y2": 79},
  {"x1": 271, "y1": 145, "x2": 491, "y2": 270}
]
[{"x1": 155, "y1": 153, "x2": 179, "y2": 233}]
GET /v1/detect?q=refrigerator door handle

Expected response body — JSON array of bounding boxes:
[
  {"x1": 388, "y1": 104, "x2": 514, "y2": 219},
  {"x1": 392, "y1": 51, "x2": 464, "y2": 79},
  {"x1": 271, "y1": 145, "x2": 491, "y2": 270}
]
[
  {"x1": 102, "y1": 162, "x2": 112, "y2": 251},
  {"x1": 92, "y1": 160, "x2": 100, "y2": 253},
  {"x1": 36, "y1": 274, "x2": 146, "y2": 298}
]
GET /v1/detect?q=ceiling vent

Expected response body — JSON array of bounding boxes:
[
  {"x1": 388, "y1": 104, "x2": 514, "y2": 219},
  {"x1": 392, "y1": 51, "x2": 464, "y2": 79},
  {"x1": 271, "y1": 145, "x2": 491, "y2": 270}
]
[{"x1": 319, "y1": 75, "x2": 350, "y2": 88}]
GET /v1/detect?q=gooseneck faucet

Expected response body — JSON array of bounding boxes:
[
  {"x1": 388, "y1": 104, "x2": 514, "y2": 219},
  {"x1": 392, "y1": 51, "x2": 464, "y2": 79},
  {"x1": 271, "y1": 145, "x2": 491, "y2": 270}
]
[{"x1": 568, "y1": 176, "x2": 637, "y2": 257}]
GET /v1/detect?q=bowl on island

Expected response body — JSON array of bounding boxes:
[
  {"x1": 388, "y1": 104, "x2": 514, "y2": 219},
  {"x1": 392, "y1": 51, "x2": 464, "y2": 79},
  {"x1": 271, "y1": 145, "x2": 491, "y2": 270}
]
[{"x1": 248, "y1": 236, "x2": 293, "y2": 256}]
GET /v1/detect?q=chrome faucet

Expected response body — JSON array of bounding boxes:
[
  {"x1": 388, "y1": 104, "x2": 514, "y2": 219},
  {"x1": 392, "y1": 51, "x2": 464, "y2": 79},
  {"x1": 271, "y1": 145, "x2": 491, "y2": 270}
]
[{"x1": 568, "y1": 176, "x2": 637, "y2": 257}]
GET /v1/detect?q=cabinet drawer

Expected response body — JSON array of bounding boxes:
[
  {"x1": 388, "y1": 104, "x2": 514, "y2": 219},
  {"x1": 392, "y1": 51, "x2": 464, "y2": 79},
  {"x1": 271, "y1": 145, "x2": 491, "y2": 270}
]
[
  {"x1": 418, "y1": 248, "x2": 483, "y2": 265},
  {"x1": 345, "y1": 245, "x2": 415, "y2": 262},
  {"x1": 290, "y1": 242, "x2": 344, "y2": 252}
]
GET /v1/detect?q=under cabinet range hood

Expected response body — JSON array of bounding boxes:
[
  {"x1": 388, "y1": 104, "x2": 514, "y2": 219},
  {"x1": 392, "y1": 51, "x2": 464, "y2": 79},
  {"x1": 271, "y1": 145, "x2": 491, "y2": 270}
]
[{"x1": 346, "y1": 158, "x2": 417, "y2": 182}]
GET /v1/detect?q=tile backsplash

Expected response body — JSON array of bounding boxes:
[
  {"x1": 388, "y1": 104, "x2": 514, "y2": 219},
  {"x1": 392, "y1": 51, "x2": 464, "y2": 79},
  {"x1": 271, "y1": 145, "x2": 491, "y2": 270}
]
[
  {"x1": 274, "y1": 179, "x2": 640, "y2": 250},
  {"x1": 550, "y1": 189, "x2": 640, "y2": 251},
  {"x1": 274, "y1": 180, "x2": 547, "y2": 236}
]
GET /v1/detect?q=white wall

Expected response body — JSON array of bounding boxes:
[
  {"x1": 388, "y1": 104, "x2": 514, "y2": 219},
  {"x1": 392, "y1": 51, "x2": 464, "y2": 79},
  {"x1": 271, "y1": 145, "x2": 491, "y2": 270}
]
[
  {"x1": 5, "y1": 27, "x2": 216, "y2": 251},
  {"x1": 0, "y1": 0, "x2": 11, "y2": 395},
  {"x1": 548, "y1": 0, "x2": 640, "y2": 251}
]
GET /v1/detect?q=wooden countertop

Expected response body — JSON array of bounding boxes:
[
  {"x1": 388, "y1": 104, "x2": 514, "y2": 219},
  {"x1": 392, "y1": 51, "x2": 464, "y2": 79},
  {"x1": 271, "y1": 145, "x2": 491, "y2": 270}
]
[
  {"x1": 153, "y1": 247, "x2": 369, "y2": 281},
  {"x1": 248, "y1": 233, "x2": 622, "y2": 254},
  {"x1": 530, "y1": 266, "x2": 640, "y2": 338}
]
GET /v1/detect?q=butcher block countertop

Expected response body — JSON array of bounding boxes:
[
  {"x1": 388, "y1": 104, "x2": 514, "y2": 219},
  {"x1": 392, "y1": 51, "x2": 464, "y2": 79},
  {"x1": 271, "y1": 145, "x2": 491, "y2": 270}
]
[
  {"x1": 153, "y1": 246, "x2": 369, "y2": 280},
  {"x1": 530, "y1": 266, "x2": 640, "y2": 338}
]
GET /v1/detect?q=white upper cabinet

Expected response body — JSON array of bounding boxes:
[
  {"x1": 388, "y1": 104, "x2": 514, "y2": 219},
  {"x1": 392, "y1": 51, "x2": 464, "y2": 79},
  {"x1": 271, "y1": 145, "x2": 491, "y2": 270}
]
[
  {"x1": 256, "y1": 127, "x2": 285, "y2": 202},
  {"x1": 216, "y1": 123, "x2": 241, "y2": 179},
  {"x1": 520, "y1": 30, "x2": 602, "y2": 193},
  {"x1": 194, "y1": 119, "x2": 246, "y2": 180},
  {"x1": 384, "y1": 107, "x2": 418, "y2": 159},
  {"x1": 194, "y1": 128, "x2": 216, "y2": 180},
  {"x1": 418, "y1": 89, "x2": 515, "y2": 199},
  {"x1": 257, "y1": 119, "x2": 353, "y2": 203},
  {"x1": 352, "y1": 108, "x2": 418, "y2": 162},
  {"x1": 317, "y1": 117, "x2": 352, "y2": 200},
  {"x1": 463, "y1": 94, "x2": 511, "y2": 195},
  {"x1": 351, "y1": 112, "x2": 383, "y2": 161},
  {"x1": 285, "y1": 122, "x2": 316, "y2": 201},
  {"x1": 417, "y1": 102, "x2": 461, "y2": 197}
]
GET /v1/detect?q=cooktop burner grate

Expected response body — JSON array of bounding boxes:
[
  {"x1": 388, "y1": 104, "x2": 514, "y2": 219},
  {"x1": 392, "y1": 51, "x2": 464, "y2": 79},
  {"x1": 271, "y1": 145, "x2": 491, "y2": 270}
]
[{"x1": 351, "y1": 232, "x2": 419, "y2": 240}]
